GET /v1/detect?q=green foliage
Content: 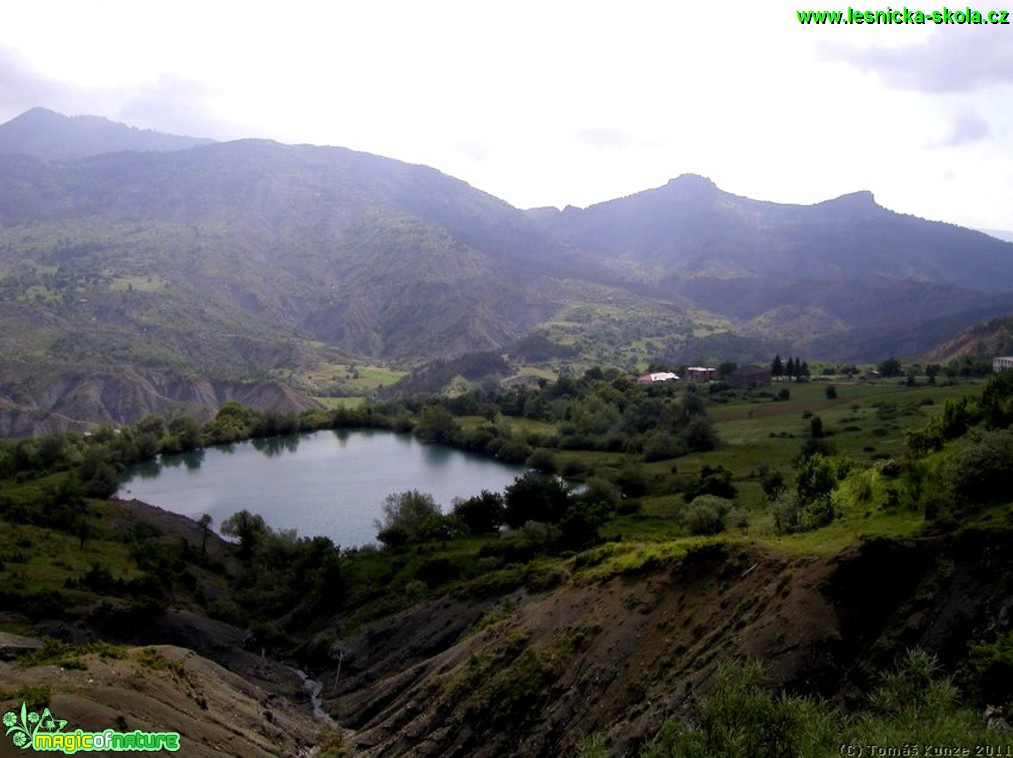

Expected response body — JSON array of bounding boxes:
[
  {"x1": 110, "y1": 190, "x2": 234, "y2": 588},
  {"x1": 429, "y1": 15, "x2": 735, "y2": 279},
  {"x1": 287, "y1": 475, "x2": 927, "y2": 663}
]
[
  {"x1": 414, "y1": 405, "x2": 461, "y2": 445},
  {"x1": 452, "y1": 490, "x2": 505, "y2": 536},
  {"x1": 878, "y1": 356, "x2": 903, "y2": 378},
  {"x1": 683, "y1": 495, "x2": 731, "y2": 536},
  {"x1": 375, "y1": 490, "x2": 442, "y2": 547},
  {"x1": 503, "y1": 472, "x2": 573, "y2": 530},
  {"x1": 980, "y1": 370, "x2": 1013, "y2": 429},
  {"x1": 970, "y1": 630, "x2": 1013, "y2": 704},
  {"x1": 642, "y1": 659, "x2": 836, "y2": 757},
  {"x1": 220, "y1": 509, "x2": 268, "y2": 559},
  {"x1": 760, "y1": 469, "x2": 786, "y2": 502},
  {"x1": 683, "y1": 465, "x2": 737, "y2": 501},
  {"x1": 905, "y1": 416, "x2": 945, "y2": 457},
  {"x1": 946, "y1": 429, "x2": 1013, "y2": 510},
  {"x1": 524, "y1": 448, "x2": 558, "y2": 475},
  {"x1": 647, "y1": 651, "x2": 991, "y2": 758}
]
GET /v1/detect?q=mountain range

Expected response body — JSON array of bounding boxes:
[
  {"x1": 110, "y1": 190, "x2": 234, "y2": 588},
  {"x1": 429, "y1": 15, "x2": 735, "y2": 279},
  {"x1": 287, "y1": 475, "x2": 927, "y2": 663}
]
[{"x1": 0, "y1": 108, "x2": 1011, "y2": 434}]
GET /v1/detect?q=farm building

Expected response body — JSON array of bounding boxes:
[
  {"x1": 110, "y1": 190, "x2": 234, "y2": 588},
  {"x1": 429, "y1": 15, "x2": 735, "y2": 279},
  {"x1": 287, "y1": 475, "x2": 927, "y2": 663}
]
[{"x1": 637, "y1": 371, "x2": 679, "y2": 383}]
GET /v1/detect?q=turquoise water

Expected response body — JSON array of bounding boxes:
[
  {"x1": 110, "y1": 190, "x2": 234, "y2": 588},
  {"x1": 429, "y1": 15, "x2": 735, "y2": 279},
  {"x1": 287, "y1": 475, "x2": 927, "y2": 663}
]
[{"x1": 117, "y1": 429, "x2": 523, "y2": 548}]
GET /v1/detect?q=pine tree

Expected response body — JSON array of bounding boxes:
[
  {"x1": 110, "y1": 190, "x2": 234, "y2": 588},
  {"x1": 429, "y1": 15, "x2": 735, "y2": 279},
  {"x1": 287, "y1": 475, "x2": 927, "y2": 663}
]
[{"x1": 772, "y1": 354, "x2": 784, "y2": 379}]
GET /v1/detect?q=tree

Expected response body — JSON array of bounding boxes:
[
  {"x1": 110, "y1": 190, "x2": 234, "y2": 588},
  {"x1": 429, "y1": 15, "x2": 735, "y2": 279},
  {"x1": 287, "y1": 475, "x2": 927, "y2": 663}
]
[
  {"x1": 771, "y1": 354, "x2": 784, "y2": 379},
  {"x1": 525, "y1": 448, "x2": 558, "y2": 475},
  {"x1": 683, "y1": 416, "x2": 716, "y2": 452},
  {"x1": 375, "y1": 490, "x2": 441, "y2": 547},
  {"x1": 683, "y1": 495, "x2": 732, "y2": 535},
  {"x1": 794, "y1": 453, "x2": 836, "y2": 528},
  {"x1": 197, "y1": 514, "x2": 213, "y2": 556},
  {"x1": 878, "y1": 356, "x2": 903, "y2": 378},
  {"x1": 946, "y1": 429, "x2": 1013, "y2": 509},
  {"x1": 503, "y1": 471, "x2": 572, "y2": 529},
  {"x1": 168, "y1": 415, "x2": 202, "y2": 452},
  {"x1": 684, "y1": 464, "x2": 737, "y2": 501},
  {"x1": 452, "y1": 490, "x2": 505, "y2": 536},
  {"x1": 221, "y1": 510, "x2": 268, "y2": 559},
  {"x1": 414, "y1": 406, "x2": 460, "y2": 444},
  {"x1": 980, "y1": 370, "x2": 1013, "y2": 429},
  {"x1": 760, "y1": 469, "x2": 786, "y2": 501}
]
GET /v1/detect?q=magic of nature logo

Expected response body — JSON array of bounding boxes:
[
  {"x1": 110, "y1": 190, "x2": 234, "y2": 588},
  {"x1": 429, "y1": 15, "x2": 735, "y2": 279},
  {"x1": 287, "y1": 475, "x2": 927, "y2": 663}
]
[{"x1": 4, "y1": 702, "x2": 180, "y2": 752}]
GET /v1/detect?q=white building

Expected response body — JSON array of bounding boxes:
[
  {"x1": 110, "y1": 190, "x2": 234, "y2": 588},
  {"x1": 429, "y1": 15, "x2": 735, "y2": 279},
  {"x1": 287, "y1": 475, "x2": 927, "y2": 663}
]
[
  {"x1": 995, "y1": 356, "x2": 1013, "y2": 373},
  {"x1": 637, "y1": 371, "x2": 679, "y2": 383}
]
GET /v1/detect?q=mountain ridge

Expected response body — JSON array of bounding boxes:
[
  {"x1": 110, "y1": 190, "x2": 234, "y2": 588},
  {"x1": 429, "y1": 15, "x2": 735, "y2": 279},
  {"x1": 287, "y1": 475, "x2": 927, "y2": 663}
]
[
  {"x1": 1, "y1": 108, "x2": 1012, "y2": 433},
  {"x1": 0, "y1": 107, "x2": 215, "y2": 161}
]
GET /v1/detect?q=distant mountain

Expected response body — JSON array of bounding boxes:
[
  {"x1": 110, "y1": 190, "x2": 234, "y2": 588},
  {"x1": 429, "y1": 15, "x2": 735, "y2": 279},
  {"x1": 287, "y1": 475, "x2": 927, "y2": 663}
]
[
  {"x1": 529, "y1": 174, "x2": 1013, "y2": 350},
  {"x1": 3, "y1": 109, "x2": 1013, "y2": 433},
  {"x1": 979, "y1": 228, "x2": 1013, "y2": 244},
  {"x1": 0, "y1": 107, "x2": 215, "y2": 160},
  {"x1": 0, "y1": 115, "x2": 604, "y2": 433}
]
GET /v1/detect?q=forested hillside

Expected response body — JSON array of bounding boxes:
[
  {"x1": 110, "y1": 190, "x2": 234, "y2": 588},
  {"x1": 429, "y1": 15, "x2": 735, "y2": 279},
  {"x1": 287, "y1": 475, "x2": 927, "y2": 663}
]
[{"x1": 1, "y1": 110, "x2": 1012, "y2": 434}]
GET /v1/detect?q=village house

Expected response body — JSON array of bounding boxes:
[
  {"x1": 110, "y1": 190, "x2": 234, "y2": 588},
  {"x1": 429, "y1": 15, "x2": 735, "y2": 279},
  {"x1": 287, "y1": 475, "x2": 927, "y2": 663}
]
[
  {"x1": 637, "y1": 371, "x2": 679, "y2": 383},
  {"x1": 686, "y1": 366, "x2": 717, "y2": 381},
  {"x1": 994, "y1": 356, "x2": 1013, "y2": 373}
]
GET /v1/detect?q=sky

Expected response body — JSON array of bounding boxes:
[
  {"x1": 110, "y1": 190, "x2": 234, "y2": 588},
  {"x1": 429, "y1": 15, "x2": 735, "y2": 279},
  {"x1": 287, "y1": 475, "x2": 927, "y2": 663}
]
[{"x1": 0, "y1": 1, "x2": 1011, "y2": 230}]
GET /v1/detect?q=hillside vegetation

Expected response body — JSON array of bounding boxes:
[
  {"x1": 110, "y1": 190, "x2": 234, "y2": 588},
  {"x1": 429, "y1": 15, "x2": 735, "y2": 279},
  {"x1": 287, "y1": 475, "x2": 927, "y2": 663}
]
[
  {"x1": 2, "y1": 111, "x2": 1013, "y2": 433},
  {"x1": 2, "y1": 367, "x2": 1013, "y2": 754}
]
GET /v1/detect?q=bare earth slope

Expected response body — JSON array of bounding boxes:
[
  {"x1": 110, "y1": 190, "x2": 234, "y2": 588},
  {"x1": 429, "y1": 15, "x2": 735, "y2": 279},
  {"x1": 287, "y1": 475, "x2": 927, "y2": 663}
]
[{"x1": 316, "y1": 531, "x2": 1011, "y2": 756}]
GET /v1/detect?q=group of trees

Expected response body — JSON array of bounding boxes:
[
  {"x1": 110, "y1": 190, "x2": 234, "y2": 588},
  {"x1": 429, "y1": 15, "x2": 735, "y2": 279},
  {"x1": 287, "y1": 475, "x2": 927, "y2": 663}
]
[
  {"x1": 770, "y1": 355, "x2": 810, "y2": 381},
  {"x1": 375, "y1": 470, "x2": 623, "y2": 557}
]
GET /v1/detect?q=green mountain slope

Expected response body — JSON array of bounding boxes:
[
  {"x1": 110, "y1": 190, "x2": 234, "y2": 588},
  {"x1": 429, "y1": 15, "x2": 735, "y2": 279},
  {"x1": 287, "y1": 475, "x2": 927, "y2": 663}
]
[
  {"x1": 529, "y1": 174, "x2": 1013, "y2": 328},
  {"x1": 3, "y1": 110, "x2": 1013, "y2": 432}
]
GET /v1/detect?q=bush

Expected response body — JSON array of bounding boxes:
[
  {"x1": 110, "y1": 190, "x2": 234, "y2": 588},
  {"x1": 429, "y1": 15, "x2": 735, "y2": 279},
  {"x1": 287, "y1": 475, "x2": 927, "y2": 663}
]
[
  {"x1": 970, "y1": 630, "x2": 1013, "y2": 704},
  {"x1": 374, "y1": 490, "x2": 441, "y2": 546},
  {"x1": 946, "y1": 429, "x2": 1013, "y2": 509},
  {"x1": 525, "y1": 449, "x2": 558, "y2": 475},
  {"x1": 642, "y1": 660, "x2": 835, "y2": 757},
  {"x1": 683, "y1": 465, "x2": 737, "y2": 501},
  {"x1": 642, "y1": 432, "x2": 687, "y2": 462},
  {"x1": 503, "y1": 471, "x2": 572, "y2": 529},
  {"x1": 452, "y1": 490, "x2": 505, "y2": 536},
  {"x1": 683, "y1": 495, "x2": 731, "y2": 535}
]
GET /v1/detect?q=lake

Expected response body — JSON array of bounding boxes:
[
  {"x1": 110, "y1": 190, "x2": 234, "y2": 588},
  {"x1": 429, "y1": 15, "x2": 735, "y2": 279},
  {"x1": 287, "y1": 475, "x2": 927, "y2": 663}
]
[{"x1": 117, "y1": 429, "x2": 525, "y2": 548}]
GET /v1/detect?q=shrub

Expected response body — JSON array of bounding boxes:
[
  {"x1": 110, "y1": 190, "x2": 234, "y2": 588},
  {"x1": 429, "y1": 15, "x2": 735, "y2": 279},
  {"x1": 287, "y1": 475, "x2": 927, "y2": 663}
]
[
  {"x1": 374, "y1": 490, "x2": 441, "y2": 547},
  {"x1": 525, "y1": 449, "x2": 558, "y2": 475},
  {"x1": 946, "y1": 429, "x2": 1013, "y2": 509},
  {"x1": 452, "y1": 490, "x2": 505, "y2": 536},
  {"x1": 970, "y1": 630, "x2": 1013, "y2": 704},
  {"x1": 683, "y1": 495, "x2": 731, "y2": 535}
]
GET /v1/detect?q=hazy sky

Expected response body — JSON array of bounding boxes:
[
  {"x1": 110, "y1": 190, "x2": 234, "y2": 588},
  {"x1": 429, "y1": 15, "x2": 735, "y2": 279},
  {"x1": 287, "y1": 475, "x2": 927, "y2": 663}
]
[{"x1": 1, "y1": 1, "x2": 1011, "y2": 229}]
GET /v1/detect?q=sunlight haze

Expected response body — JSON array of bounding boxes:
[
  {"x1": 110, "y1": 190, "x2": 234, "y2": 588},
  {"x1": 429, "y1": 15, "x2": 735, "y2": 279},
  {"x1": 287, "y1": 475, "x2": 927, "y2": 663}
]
[{"x1": 1, "y1": 0, "x2": 1010, "y2": 229}]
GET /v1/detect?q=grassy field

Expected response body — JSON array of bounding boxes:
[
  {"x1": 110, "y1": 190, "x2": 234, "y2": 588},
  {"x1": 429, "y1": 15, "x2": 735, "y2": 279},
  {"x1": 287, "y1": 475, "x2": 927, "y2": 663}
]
[{"x1": 593, "y1": 376, "x2": 985, "y2": 556}]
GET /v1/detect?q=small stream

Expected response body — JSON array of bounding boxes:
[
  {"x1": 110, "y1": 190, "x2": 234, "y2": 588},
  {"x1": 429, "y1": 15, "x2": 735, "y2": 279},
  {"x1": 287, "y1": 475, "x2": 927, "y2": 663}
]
[{"x1": 292, "y1": 668, "x2": 338, "y2": 728}]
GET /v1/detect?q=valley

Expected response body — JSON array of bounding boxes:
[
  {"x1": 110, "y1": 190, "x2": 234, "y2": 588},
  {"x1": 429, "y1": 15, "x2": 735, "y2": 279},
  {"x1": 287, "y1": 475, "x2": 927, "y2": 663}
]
[
  {"x1": 1, "y1": 108, "x2": 1013, "y2": 756},
  {"x1": 1, "y1": 109, "x2": 1012, "y2": 435},
  {"x1": 3, "y1": 366, "x2": 1013, "y2": 754}
]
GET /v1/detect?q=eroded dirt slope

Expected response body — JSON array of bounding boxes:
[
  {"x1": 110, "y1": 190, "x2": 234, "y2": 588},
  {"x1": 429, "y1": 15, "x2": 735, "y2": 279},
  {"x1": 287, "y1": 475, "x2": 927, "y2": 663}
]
[{"x1": 318, "y1": 531, "x2": 1013, "y2": 756}]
